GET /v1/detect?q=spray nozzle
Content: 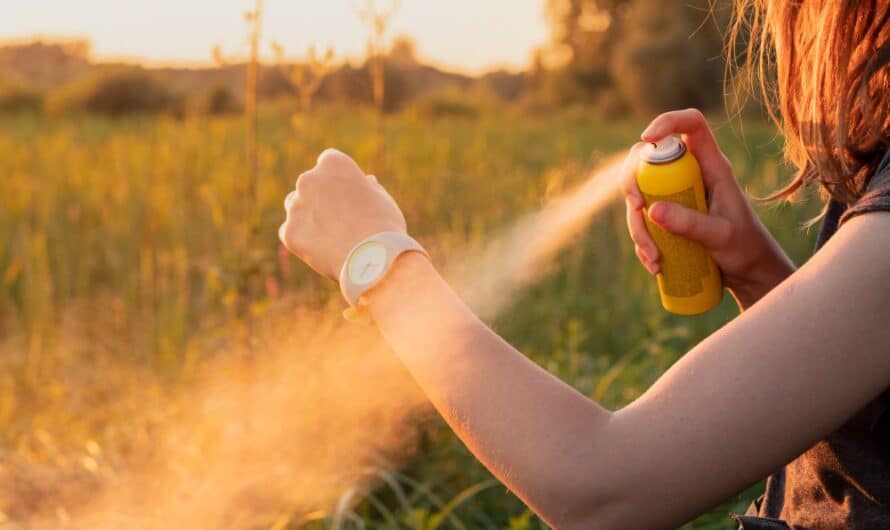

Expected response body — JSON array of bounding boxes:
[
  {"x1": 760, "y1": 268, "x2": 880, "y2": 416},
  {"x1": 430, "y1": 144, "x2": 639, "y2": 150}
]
[{"x1": 643, "y1": 136, "x2": 686, "y2": 164}]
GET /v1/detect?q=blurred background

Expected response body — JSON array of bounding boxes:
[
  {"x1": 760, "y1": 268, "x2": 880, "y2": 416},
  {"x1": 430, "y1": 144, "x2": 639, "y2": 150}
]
[{"x1": 0, "y1": 1, "x2": 823, "y2": 529}]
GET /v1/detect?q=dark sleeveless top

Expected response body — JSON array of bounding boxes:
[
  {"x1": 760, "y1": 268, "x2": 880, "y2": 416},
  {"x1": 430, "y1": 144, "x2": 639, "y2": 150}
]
[{"x1": 733, "y1": 150, "x2": 890, "y2": 530}]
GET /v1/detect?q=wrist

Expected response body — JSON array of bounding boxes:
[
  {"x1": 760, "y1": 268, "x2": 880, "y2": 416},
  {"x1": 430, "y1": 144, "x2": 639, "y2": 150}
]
[
  {"x1": 339, "y1": 231, "x2": 427, "y2": 312},
  {"x1": 364, "y1": 252, "x2": 437, "y2": 321},
  {"x1": 730, "y1": 248, "x2": 796, "y2": 310}
]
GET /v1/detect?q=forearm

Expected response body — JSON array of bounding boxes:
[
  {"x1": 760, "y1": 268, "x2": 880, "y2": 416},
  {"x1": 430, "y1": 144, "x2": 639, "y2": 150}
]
[{"x1": 366, "y1": 253, "x2": 612, "y2": 528}]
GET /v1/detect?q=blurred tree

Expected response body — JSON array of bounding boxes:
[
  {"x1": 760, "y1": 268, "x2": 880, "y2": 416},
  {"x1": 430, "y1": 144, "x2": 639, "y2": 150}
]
[
  {"x1": 244, "y1": 0, "x2": 263, "y2": 221},
  {"x1": 353, "y1": 0, "x2": 402, "y2": 114},
  {"x1": 323, "y1": 63, "x2": 374, "y2": 105},
  {"x1": 480, "y1": 70, "x2": 527, "y2": 102},
  {"x1": 353, "y1": 0, "x2": 403, "y2": 172},
  {"x1": 389, "y1": 35, "x2": 419, "y2": 67},
  {"x1": 201, "y1": 84, "x2": 242, "y2": 115},
  {"x1": 0, "y1": 82, "x2": 43, "y2": 114},
  {"x1": 45, "y1": 67, "x2": 183, "y2": 116},
  {"x1": 540, "y1": 0, "x2": 727, "y2": 113},
  {"x1": 609, "y1": 0, "x2": 726, "y2": 115},
  {"x1": 544, "y1": 0, "x2": 631, "y2": 94},
  {"x1": 0, "y1": 40, "x2": 92, "y2": 89},
  {"x1": 271, "y1": 43, "x2": 336, "y2": 112}
]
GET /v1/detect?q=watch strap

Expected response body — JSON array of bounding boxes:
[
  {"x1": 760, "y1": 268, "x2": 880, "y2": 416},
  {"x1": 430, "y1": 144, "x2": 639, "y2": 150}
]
[{"x1": 339, "y1": 231, "x2": 429, "y2": 309}]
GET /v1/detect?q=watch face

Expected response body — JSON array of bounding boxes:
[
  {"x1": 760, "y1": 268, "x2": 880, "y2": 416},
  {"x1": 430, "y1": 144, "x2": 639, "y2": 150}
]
[{"x1": 347, "y1": 241, "x2": 387, "y2": 285}]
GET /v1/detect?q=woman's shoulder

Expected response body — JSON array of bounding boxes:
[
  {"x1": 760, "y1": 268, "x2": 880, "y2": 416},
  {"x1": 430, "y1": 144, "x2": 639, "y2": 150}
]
[{"x1": 840, "y1": 149, "x2": 890, "y2": 224}]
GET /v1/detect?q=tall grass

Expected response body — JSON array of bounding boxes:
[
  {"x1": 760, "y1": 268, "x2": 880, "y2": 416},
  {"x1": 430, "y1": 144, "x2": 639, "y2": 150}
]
[
  {"x1": 354, "y1": 0, "x2": 402, "y2": 173},
  {"x1": 272, "y1": 44, "x2": 336, "y2": 114},
  {"x1": 0, "y1": 105, "x2": 821, "y2": 528}
]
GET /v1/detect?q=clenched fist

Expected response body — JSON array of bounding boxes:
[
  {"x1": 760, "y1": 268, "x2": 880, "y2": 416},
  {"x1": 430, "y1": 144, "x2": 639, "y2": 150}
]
[{"x1": 279, "y1": 149, "x2": 407, "y2": 280}]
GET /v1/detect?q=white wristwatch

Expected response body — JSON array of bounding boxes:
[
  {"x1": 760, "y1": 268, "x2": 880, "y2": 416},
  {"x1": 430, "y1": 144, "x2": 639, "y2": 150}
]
[{"x1": 338, "y1": 231, "x2": 429, "y2": 321}]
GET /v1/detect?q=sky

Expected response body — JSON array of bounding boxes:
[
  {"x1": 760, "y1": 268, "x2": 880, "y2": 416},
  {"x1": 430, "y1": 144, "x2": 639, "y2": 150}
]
[{"x1": 0, "y1": 0, "x2": 550, "y2": 73}]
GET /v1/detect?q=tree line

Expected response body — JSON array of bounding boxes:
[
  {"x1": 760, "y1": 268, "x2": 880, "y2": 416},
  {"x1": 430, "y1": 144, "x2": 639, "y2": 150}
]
[
  {"x1": 0, "y1": 1, "x2": 737, "y2": 118},
  {"x1": 533, "y1": 0, "x2": 732, "y2": 115}
]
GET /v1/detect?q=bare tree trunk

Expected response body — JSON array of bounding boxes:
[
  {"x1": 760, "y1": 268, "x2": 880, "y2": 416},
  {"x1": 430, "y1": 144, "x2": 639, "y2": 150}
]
[
  {"x1": 246, "y1": 0, "x2": 262, "y2": 233},
  {"x1": 242, "y1": 0, "x2": 263, "y2": 358},
  {"x1": 354, "y1": 0, "x2": 402, "y2": 173}
]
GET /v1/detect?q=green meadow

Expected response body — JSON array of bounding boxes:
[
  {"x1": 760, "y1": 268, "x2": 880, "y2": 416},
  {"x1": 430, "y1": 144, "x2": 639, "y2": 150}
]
[{"x1": 0, "y1": 105, "x2": 822, "y2": 528}]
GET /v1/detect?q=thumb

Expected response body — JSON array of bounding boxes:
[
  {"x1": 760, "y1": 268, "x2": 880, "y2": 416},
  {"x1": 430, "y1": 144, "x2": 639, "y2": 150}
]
[{"x1": 648, "y1": 201, "x2": 732, "y2": 249}]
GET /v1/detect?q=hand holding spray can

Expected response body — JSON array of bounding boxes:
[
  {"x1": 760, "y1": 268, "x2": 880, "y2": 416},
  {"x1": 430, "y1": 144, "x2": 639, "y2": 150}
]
[{"x1": 636, "y1": 136, "x2": 723, "y2": 315}]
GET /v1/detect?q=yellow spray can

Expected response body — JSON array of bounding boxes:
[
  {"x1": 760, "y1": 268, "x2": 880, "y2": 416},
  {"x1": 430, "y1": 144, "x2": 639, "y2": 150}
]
[{"x1": 636, "y1": 136, "x2": 723, "y2": 315}]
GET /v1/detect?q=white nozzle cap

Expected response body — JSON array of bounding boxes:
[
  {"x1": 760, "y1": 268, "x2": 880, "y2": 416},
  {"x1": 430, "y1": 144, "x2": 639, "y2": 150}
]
[{"x1": 643, "y1": 136, "x2": 686, "y2": 164}]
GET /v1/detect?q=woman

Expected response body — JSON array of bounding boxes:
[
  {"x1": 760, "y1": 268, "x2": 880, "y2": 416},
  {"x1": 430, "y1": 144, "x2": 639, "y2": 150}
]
[{"x1": 279, "y1": 1, "x2": 889, "y2": 528}]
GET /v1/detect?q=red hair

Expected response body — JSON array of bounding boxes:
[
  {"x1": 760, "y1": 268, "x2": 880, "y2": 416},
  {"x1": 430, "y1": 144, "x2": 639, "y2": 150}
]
[{"x1": 729, "y1": 0, "x2": 890, "y2": 202}]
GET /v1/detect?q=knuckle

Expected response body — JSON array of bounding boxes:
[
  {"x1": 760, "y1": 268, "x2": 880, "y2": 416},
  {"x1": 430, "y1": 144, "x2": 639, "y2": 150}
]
[
  {"x1": 672, "y1": 209, "x2": 692, "y2": 232},
  {"x1": 621, "y1": 174, "x2": 636, "y2": 196},
  {"x1": 278, "y1": 219, "x2": 306, "y2": 253},
  {"x1": 286, "y1": 198, "x2": 303, "y2": 217},
  {"x1": 622, "y1": 173, "x2": 641, "y2": 196},
  {"x1": 295, "y1": 170, "x2": 318, "y2": 194},
  {"x1": 627, "y1": 208, "x2": 645, "y2": 232},
  {"x1": 685, "y1": 107, "x2": 706, "y2": 123},
  {"x1": 716, "y1": 222, "x2": 735, "y2": 248},
  {"x1": 283, "y1": 190, "x2": 299, "y2": 210},
  {"x1": 621, "y1": 158, "x2": 644, "y2": 202},
  {"x1": 280, "y1": 224, "x2": 297, "y2": 251},
  {"x1": 644, "y1": 237, "x2": 658, "y2": 254},
  {"x1": 317, "y1": 148, "x2": 345, "y2": 168},
  {"x1": 631, "y1": 224, "x2": 650, "y2": 245},
  {"x1": 624, "y1": 198, "x2": 636, "y2": 215}
]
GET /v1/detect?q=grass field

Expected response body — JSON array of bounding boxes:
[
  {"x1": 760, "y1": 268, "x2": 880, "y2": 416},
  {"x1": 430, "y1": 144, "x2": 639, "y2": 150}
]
[{"x1": 0, "y1": 105, "x2": 823, "y2": 529}]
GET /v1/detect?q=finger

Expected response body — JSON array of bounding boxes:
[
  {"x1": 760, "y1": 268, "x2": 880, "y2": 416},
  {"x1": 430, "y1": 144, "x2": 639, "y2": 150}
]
[
  {"x1": 619, "y1": 143, "x2": 647, "y2": 210},
  {"x1": 367, "y1": 174, "x2": 379, "y2": 185},
  {"x1": 639, "y1": 108, "x2": 732, "y2": 188},
  {"x1": 640, "y1": 108, "x2": 718, "y2": 152},
  {"x1": 626, "y1": 200, "x2": 660, "y2": 262},
  {"x1": 648, "y1": 201, "x2": 733, "y2": 249},
  {"x1": 295, "y1": 168, "x2": 316, "y2": 196},
  {"x1": 635, "y1": 245, "x2": 660, "y2": 275},
  {"x1": 316, "y1": 148, "x2": 363, "y2": 174},
  {"x1": 278, "y1": 222, "x2": 288, "y2": 247},
  {"x1": 284, "y1": 190, "x2": 299, "y2": 210}
]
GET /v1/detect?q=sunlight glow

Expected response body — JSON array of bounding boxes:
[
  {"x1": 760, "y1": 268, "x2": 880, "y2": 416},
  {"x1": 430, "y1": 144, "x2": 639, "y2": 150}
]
[{"x1": 0, "y1": 0, "x2": 549, "y2": 73}]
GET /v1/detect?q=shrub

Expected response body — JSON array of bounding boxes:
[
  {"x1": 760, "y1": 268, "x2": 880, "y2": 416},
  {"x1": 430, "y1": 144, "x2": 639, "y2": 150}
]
[
  {"x1": 47, "y1": 67, "x2": 184, "y2": 117},
  {"x1": 608, "y1": 0, "x2": 725, "y2": 115},
  {"x1": 200, "y1": 84, "x2": 242, "y2": 116},
  {"x1": 0, "y1": 84, "x2": 43, "y2": 114},
  {"x1": 409, "y1": 87, "x2": 483, "y2": 119}
]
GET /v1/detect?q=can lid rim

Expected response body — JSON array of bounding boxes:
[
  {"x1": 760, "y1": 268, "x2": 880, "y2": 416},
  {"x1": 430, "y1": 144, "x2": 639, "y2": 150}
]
[{"x1": 643, "y1": 136, "x2": 687, "y2": 164}]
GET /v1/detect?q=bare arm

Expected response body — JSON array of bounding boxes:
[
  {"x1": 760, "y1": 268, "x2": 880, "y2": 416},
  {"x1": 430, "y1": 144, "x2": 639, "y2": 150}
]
[
  {"x1": 366, "y1": 212, "x2": 890, "y2": 529},
  {"x1": 279, "y1": 149, "x2": 890, "y2": 529}
]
